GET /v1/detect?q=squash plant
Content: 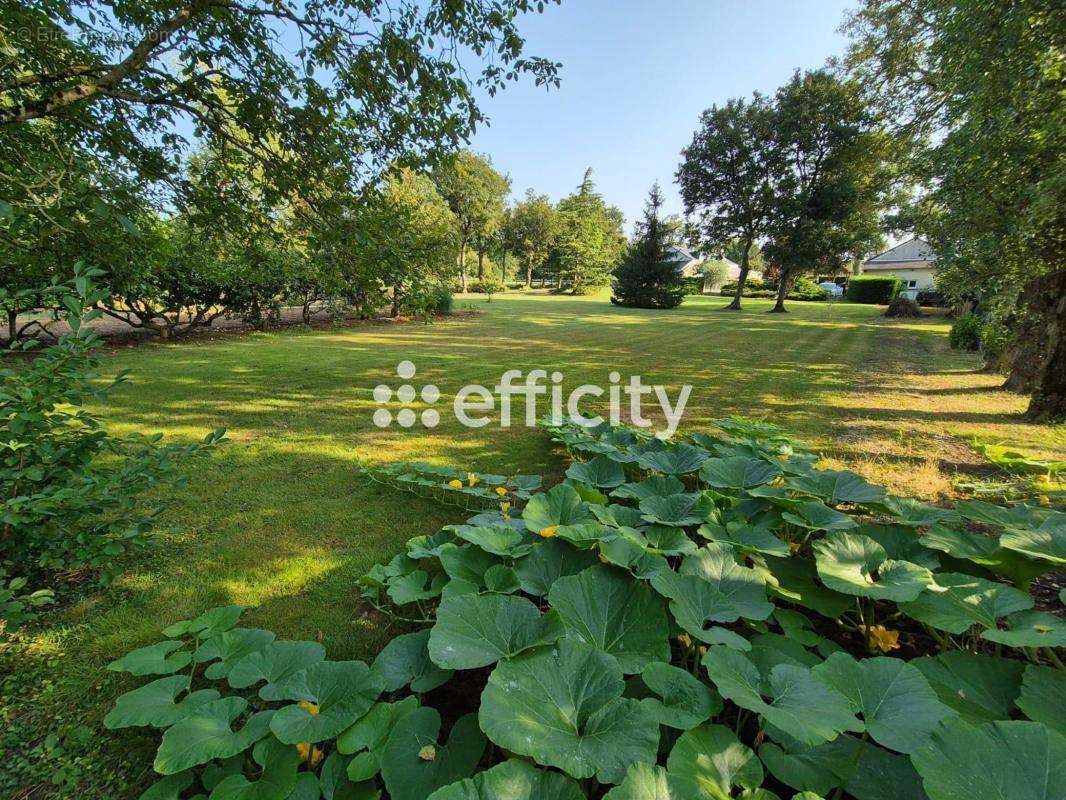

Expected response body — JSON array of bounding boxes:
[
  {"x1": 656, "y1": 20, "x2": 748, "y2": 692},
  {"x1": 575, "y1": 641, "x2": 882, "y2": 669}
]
[{"x1": 106, "y1": 417, "x2": 1065, "y2": 799}]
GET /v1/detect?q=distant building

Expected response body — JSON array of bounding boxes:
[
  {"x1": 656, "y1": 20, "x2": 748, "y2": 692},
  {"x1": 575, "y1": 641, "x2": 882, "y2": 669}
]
[
  {"x1": 668, "y1": 247, "x2": 762, "y2": 294},
  {"x1": 862, "y1": 238, "x2": 938, "y2": 292}
]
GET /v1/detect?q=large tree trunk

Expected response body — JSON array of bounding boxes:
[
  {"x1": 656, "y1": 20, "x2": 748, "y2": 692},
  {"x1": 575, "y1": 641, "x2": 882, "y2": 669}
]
[
  {"x1": 1020, "y1": 270, "x2": 1066, "y2": 422},
  {"x1": 769, "y1": 268, "x2": 791, "y2": 313},
  {"x1": 6, "y1": 309, "x2": 16, "y2": 343},
  {"x1": 526, "y1": 263, "x2": 533, "y2": 288},
  {"x1": 477, "y1": 249, "x2": 484, "y2": 280},
  {"x1": 723, "y1": 238, "x2": 752, "y2": 311}
]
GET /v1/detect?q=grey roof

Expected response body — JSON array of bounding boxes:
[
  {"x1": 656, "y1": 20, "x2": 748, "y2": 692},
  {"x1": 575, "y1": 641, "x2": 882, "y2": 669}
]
[
  {"x1": 666, "y1": 245, "x2": 697, "y2": 263},
  {"x1": 864, "y1": 237, "x2": 936, "y2": 266}
]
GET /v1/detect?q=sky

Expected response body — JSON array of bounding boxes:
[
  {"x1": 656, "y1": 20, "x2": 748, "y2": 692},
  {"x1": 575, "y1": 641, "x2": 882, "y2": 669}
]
[{"x1": 469, "y1": 0, "x2": 859, "y2": 233}]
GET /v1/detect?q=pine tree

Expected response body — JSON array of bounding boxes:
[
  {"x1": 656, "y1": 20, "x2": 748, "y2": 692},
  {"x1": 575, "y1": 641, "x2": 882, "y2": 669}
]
[{"x1": 610, "y1": 183, "x2": 685, "y2": 309}]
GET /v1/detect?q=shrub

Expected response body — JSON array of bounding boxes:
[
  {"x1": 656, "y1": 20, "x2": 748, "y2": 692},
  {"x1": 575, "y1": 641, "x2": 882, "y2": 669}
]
[
  {"x1": 681, "y1": 276, "x2": 704, "y2": 295},
  {"x1": 107, "y1": 416, "x2": 1065, "y2": 800},
  {"x1": 885, "y1": 296, "x2": 924, "y2": 317},
  {"x1": 916, "y1": 289, "x2": 948, "y2": 307},
  {"x1": 847, "y1": 275, "x2": 901, "y2": 304},
  {"x1": 467, "y1": 278, "x2": 505, "y2": 295},
  {"x1": 1, "y1": 267, "x2": 223, "y2": 620},
  {"x1": 789, "y1": 277, "x2": 830, "y2": 301},
  {"x1": 949, "y1": 313, "x2": 984, "y2": 351}
]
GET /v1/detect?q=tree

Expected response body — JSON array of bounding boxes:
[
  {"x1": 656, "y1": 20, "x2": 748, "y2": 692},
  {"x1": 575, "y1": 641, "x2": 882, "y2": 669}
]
[
  {"x1": 723, "y1": 240, "x2": 764, "y2": 273},
  {"x1": 676, "y1": 95, "x2": 780, "y2": 310},
  {"x1": 552, "y1": 169, "x2": 626, "y2": 294},
  {"x1": 762, "y1": 69, "x2": 891, "y2": 313},
  {"x1": 502, "y1": 191, "x2": 558, "y2": 287},
  {"x1": 611, "y1": 183, "x2": 685, "y2": 309},
  {"x1": 433, "y1": 151, "x2": 511, "y2": 292},
  {"x1": 845, "y1": 0, "x2": 1066, "y2": 420}
]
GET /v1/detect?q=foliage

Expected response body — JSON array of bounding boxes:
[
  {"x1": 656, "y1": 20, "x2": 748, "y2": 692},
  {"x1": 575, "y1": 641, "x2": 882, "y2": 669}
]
[
  {"x1": 762, "y1": 70, "x2": 893, "y2": 313},
  {"x1": 0, "y1": 268, "x2": 223, "y2": 627},
  {"x1": 677, "y1": 95, "x2": 780, "y2": 310},
  {"x1": 110, "y1": 414, "x2": 1066, "y2": 799},
  {"x1": 845, "y1": 0, "x2": 1066, "y2": 419},
  {"x1": 551, "y1": 169, "x2": 627, "y2": 294},
  {"x1": 610, "y1": 184, "x2": 685, "y2": 309},
  {"x1": 949, "y1": 314, "x2": 985, "y2": 352},
  {"x1": 501, "y1": 191, "x2": 559, "y2": 288},
  {"x1": 433, "y1": 152, "x2": 511, "y2": 292},
  {"x1": 847, "y1": 275, "x2": 901, "y2": 304},
  {"x1": 885, "y1": 296, "x2": 924, "y2": 318},
  {"x1": 789, "y1": 277, "x2": 831, "y2": 301}
]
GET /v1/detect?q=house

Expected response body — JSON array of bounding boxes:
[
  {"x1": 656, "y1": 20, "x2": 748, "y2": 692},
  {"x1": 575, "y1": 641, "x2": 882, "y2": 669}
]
[
  {"x1": 861, "y1": 238, "x2": 937, "y2": 293},
  {"x1": 668, "y1": 247, "x2": 762, "y2": 294}
]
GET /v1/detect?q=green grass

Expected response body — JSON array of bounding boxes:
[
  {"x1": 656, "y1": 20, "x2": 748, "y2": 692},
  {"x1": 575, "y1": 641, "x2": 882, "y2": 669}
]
[{"x1": 2, "y1": 292, "x2": 1064, "y2": 798}]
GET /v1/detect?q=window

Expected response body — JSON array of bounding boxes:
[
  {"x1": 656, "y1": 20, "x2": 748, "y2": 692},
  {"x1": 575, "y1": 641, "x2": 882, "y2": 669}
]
[{"x1": 907, "y1": 279, "x2": 917, "y2": 289}]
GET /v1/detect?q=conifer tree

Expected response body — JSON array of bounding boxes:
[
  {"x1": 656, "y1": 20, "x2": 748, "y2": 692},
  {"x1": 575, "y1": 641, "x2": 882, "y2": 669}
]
[{"x1": 611, "y1": 183, "x2": 685, "y2": 309}]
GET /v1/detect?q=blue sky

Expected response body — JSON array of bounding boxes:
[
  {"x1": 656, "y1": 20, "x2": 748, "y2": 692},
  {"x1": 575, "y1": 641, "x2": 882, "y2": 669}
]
[{"x1": 469, "y1": 0, "x2": 858, "y2": 232}]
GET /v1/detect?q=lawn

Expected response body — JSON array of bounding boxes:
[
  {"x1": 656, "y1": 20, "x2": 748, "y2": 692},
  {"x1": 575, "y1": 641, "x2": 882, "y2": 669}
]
[{"x1": 2, "y1": 292, "x2": 1064, "y2": 798}]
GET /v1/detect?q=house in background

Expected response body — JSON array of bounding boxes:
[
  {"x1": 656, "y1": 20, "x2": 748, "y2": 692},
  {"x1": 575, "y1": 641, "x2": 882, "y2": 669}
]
[
  {"x1": 669, "y1": 246, "x2": 762, "y2": 294},
  {"x1": 861, "y1": 237, "x2": 938, "y2": 293}
]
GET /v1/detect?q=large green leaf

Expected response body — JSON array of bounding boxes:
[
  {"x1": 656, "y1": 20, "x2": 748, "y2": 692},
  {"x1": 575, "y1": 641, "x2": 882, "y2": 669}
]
[
  {"x1": 911, "y1": 718, "x2": 1066, "y2": 800},
  {"x1": 782, "y1": 501, "x2": 858, "y2": 532},
  {"x1": 702, "y1": 647, "x2": 861, "y2": 747},
  {"x1": 428, "y1": 593, "x2": 563, "y2": 669},
  {"x1": 638, "y1": 493, "x2": 708, "y2": 527},
  {"x1": 108, "y1": 641, "x2": 191, "y2": 677},
  {"x1": 196, "y1": 628, "x2": 276, "y2": 681},
  {"x1": 1016, "y1": 665, "x2": 1066, "y2": 736},
  {"x1": 699, "y1": 521, "x2": 789, "y2": 557},
  {"x1": 478, "y1": 638, "x2": 660, "y2": 783},
  {"x1": 812, "y1": 652, "x2": 953, "y2": 753},
  {"x1": 760, "y1": 735, "x2": 928, "y2": 800},
  {"x1": 813, "y1": 532, "x2": 932, "y2": 602},
  {"x1": 105, "y1": 675, "x2": 220, "y2": 730},
  {"x1": 547, "y1": 565, "x2": 670, "y2": 672},
  {"x1": 868, "y1": 496, "x2": 959, "y2": 527},
  {"x1": 426, "y1": 759, "x2": 584, "y2": 800},
  {"x1": 448, "y1": 524, "x2": 537, "y2": 558},
  {"x1": 611, "y1": 475, "x2": 686, "y2": 501},
  {"x1": 651, "y1": 544, "x2": 772, "y2": 641},
  {"x1": 228, "y1": 641, "x2": 326, "y2": 701},
  {"x1": 566, "y1": 456, "x2": 627, "y2": 487},
  {"x1": 522, "y1": 483, "x2": 593, "y2": 533},
  {"x1": 784, "y1": 470, "x2": 886, "y2": 505},
  {"x1": 372, "y1": 630, "x2": 453, "y2": 692},
  {"x1": 912, "y1": 652, "x2": 1024, "y2": 723},
  {"x1": 162, "y1": 605, "x2": 244, "y2": 638},
  {"x1": 638, "y1": 661, "x2": 721, "y2": 730},
  {"x1": 209, "y1": 735, "x2": 301, "y2": 800},
  {"x1": 139, "y1": 772, "x2": 196, "y2": 800},
  {"x1": 379, "y1": 708, "x2": 485, "y2": 800},
  {"x1": 899, "y1": 573, "x2": 1033, "y2": 634},
  {"x1": 635, "y1": 443, "x2": 710, "y2": 475},
  {"x1": 269, "y1": 661, "x2": 383, "y2": 744},
  {"x1": 980, "y1": 609, "x2": 1066, "y2": 648},
  {"x1": 858, "y1": 524, "x2": 940, "y2": 571},
  {"x1": 154, "y1": 697, "x2": 274, "y2": 774},
  {"x1": 699, "y1": 456, "x2": 781, "y2": 490},
  {"x1": 666, "y1": 723, "x2": 764, "y2": 799},
  {"x1": 918, "y1": 526, "x2": 1046, "y2": 586},
  {"x1": 955, "y1": 501, "x2": 1049, "y2": 530},
  {"x1": 602, "y1": 763, "x2": 683, "y2": 799},
  {"x1": 759, "y1": 555, "x2": 852, "y2": 617},
  {"x1": 317, "y1": 752, "x2": 378, "y2": 800},
  {"x1": 336, "y1": 697, "x2": 419, "y2": 781},
  {"x1": 439, "y1": 544, "x2": 503, "y2": 588},
  {"x1": 999, "y1": 512, "x2": 1066, "y2": 564},
  {"x1": 513, "y1": 539, "x2": 599, "y2": 596}
]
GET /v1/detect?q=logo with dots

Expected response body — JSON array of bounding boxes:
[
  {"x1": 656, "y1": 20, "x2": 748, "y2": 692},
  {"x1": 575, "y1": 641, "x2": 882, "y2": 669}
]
[{"x1": 372, "y1": 360, "x2": 441, "y2": 428}]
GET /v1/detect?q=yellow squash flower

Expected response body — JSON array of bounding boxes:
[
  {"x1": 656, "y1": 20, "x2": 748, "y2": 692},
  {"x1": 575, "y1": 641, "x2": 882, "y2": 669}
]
[
  {"x1": 539, "y1": 525, "x2": 559, "y2": 538},
  {"x1": 297, "y1": 701, "x2": 320, "y2": 716},
  {"x1": 467, "y1": 472, "x2": 479, "y2": 487},
  {"x1": 499, "y1": 502, "x2": 511, "y2": 518},
  {"x1": 495, "y1": 486, "x2": 508, "y2": 497},
  {"x1": 447, "y1": 479, "x2": 462, "y2": 489},
  {"x1": 862, "y1": 624, "x2": 901, "y2": 653},
  {"x1": 418, "y1": 744, "x2": 437, "y2": 762},
  {"x1": 598, "y1": 553, "x2": 610, "y2": 564},
  {"x1": 296, "y1": 743, "x2": 323, "y2": 766}
]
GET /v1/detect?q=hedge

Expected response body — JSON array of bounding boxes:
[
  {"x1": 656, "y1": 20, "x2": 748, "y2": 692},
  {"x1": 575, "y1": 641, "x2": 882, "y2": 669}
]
[{"x1": 846, "y1": 275, "x2": 901, "y2": 304}]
